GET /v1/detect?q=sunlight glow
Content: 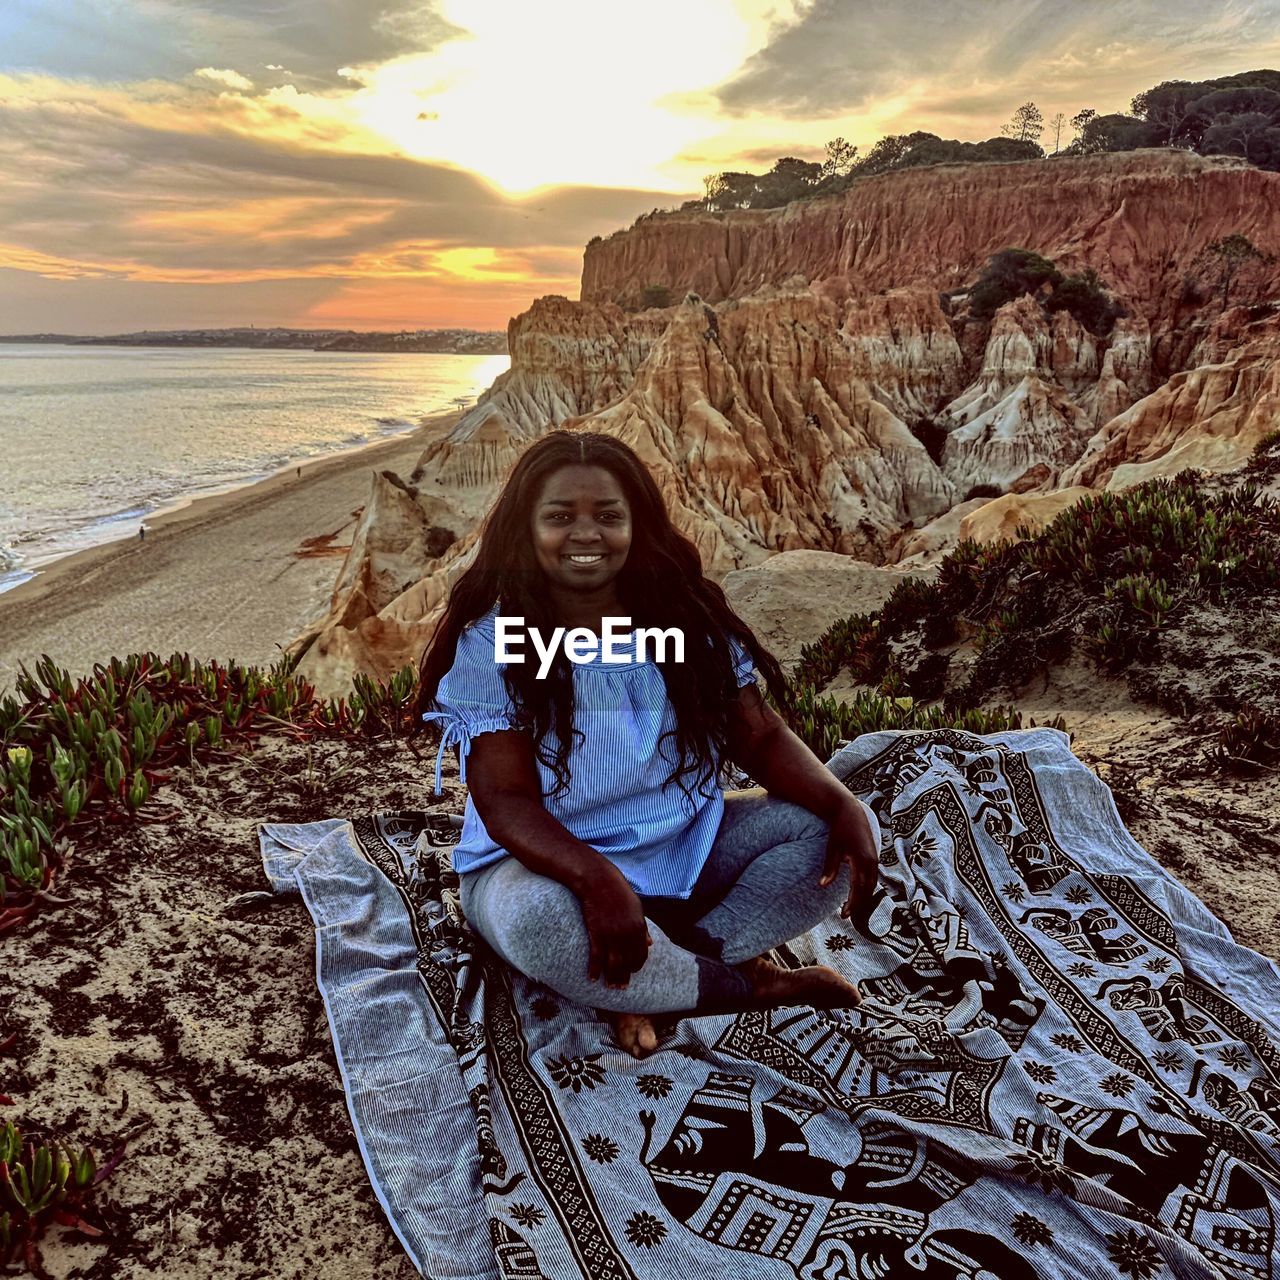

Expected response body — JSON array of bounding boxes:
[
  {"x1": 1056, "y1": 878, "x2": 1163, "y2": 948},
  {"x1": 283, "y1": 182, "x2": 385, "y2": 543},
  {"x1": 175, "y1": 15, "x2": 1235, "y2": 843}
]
[
  {"x1": 339, "y1": 0, "x2": 782, "y2": 194},
  {"x1": 131, "y1": 198, "x2": 399, "y2": 243}
]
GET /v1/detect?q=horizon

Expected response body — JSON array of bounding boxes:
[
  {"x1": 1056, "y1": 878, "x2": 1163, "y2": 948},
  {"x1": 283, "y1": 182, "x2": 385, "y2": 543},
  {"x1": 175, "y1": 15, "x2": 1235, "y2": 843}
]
[
  {"x1": 0, "y1": 323, "x2": 508, "y2": 338},
  {"x1": 4, "y1": 1, "x2": 1280, "y2": 333}
]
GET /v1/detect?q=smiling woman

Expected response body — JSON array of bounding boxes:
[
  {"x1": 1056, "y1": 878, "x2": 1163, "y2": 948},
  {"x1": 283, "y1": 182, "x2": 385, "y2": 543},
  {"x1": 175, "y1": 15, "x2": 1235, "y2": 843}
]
[{"x1": 412, "y1": 429, "x2": 880, "y2": 1058}]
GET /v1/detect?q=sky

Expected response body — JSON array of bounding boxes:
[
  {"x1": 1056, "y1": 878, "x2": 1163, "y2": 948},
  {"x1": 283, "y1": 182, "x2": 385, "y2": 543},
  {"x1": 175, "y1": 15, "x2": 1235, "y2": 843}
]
[{"x1": 3, "y1": 0, "x2": 1279, "y2": 334}]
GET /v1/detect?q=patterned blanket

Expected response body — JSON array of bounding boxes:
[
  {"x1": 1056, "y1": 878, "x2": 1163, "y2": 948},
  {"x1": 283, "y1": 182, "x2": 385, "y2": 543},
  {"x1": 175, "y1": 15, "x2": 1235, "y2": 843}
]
[{"x1": 258, "y1": 727, "x2": 1280, "y2": 1280}]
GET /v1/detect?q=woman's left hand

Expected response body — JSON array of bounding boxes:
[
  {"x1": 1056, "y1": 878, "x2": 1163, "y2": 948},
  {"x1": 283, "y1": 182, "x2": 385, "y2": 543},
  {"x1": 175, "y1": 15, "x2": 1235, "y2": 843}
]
[{"x1": 817, "y1": 796, "x2": 879, "y2": 919}]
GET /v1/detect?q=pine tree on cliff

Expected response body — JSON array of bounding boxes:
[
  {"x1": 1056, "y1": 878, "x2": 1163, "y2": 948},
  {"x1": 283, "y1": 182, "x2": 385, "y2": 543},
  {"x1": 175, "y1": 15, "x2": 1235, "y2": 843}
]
[{"x1": 1002, "y1": 102, "x2": 1045, "y2": 145}]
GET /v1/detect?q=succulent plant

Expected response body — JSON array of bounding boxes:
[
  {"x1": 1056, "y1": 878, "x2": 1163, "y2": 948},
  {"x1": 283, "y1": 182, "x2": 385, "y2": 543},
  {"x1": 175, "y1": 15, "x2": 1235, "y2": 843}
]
[
  {"x1": 0, "y1": 1122, "x2": 124, "y2": 1274},
  {"x1": 1210, "y1": 708, "x2": 1280, "y2": 774}
]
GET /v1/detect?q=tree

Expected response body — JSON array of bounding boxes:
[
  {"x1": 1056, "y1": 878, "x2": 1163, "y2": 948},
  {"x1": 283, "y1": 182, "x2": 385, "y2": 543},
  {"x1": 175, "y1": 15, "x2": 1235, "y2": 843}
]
[
  {"x1": 1047, "y1": 111, "x2": 1066, "y2": 154},
  {"x1": 1188, "y1": 234, "x2": 1276, "y2": 311},
  {"x1": 1002, "y1": 102, "x2": 1044, "y2": 144},
  {"x1": 1070, "y1": 108, "x2": 1097, "y2": 144},
  {"x1": 820, "y1": 136, "x2": 858, "y2": 179},
  {"x1": 702, "y1": 170, "x2": 756, "y2": 210},
  {"x1": 751, "y1": 157, "x2": 822, "y2": 207},
  {"x1": 769, "y1": 156, "x2": 823, "y2": 183},
  {"x1": 854, "y1": 133, "x2": 915, "y2": 175},
  {"x1": 968, "y1": 248, "x2": 1062, "y2": 319},
  {"x1": 970, "y1": 137, "x2": 1044, "y2": 162},
  {"x1": 1131, "y1": 79, "x2": 1199, "y2": 146},
  {"x1": 1201, "y1": 112, "x2": 1280, "y2": 169},
  {"x1": 1070, "y1": 112, "x2": 1158, "y2": 155}
]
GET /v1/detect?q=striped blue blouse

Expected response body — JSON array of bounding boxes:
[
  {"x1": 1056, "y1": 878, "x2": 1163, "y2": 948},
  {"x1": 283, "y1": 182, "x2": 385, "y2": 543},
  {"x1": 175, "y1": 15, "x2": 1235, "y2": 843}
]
[{"x1": 422, "y1": 603, "x2": 759, "y2": 898}]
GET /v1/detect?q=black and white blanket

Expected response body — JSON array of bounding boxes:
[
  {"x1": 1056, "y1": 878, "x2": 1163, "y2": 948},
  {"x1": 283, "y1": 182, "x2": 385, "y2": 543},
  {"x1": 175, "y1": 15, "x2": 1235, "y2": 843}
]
[{"x1": 259, "y1": 726, "x2": 1280, "y2": 1280}]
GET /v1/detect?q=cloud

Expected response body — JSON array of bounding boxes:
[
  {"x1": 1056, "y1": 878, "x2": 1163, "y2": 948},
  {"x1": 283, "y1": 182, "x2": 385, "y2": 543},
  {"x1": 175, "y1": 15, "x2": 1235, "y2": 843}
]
[
  {"x1": 714, "y1": 0, "x2": 1280, "y2": 120},
  {"x1": 0, "y1": 72, "x2": 678, "y2": 328},
  {"x1": 193, "y1": 67, "x2": 254, "y2": 91},
  {"x1": 0, "y1": 0, "x2": 466, "y2": 90}
]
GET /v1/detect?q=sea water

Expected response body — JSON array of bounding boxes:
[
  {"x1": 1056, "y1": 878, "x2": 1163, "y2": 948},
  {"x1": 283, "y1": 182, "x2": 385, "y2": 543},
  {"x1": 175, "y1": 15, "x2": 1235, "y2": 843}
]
[{"x1": 0, "y1": 344, "x2": 509, "y2": 594}]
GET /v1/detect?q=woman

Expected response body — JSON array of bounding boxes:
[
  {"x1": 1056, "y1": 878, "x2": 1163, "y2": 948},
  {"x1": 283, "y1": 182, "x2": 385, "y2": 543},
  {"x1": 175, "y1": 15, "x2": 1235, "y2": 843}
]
[{"x1": 415, "y1": 430, "x2": 879, "y2": 1059}]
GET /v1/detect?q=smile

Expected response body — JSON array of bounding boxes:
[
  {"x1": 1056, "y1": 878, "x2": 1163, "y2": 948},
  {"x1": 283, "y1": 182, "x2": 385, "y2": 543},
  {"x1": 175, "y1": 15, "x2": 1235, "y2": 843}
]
[{"x1": 564, "y1": 553, "x2": 607, "y2": 564}]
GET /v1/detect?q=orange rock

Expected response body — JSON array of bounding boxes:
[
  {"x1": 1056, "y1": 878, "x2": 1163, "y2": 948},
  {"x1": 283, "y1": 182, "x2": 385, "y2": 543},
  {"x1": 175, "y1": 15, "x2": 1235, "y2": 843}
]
[{"x1": 292, "y1": 154, "x2": 1280, "y2": 697}]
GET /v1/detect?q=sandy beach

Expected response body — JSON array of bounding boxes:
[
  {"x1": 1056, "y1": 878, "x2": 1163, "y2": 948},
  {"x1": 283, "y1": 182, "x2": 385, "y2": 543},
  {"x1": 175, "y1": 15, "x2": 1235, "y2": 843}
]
[{"x1": 0, "y1": 410, "x2": 464, "y2": 698}]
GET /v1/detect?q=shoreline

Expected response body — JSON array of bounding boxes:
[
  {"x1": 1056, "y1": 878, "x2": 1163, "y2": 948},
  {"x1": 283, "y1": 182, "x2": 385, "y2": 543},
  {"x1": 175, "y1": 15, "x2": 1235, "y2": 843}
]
[
  {"x1": 3, "y1": 416, "x2": 456, "y2": 594},
  {"x1": 0, "y1": 409, "x2": 464, "y2": 695},
  {"x1": 0, "y1": 412, "x2": 461, "y2": 610}
]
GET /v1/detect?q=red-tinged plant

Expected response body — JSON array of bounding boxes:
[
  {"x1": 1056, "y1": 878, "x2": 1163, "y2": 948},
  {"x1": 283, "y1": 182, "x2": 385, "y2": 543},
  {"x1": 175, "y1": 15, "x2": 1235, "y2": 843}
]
[{"x1": 0, "y1": 1122, "x2": 125, "y2": 1277}]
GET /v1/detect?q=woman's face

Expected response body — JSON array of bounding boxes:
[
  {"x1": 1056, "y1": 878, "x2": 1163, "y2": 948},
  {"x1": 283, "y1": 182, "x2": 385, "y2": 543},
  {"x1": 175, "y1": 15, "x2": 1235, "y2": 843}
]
[{"x1": 530, "y1": 463, "x2": 632, "y2": 595}]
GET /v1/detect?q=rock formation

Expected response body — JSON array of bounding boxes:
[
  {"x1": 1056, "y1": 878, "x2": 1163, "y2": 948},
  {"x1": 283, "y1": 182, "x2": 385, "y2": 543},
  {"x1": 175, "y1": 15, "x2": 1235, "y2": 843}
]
[
  {"x1": 580, "y1": 151, "x2": 1280, "y2": 328},
  {"x1": 293, "y1": 151, "x2": 1280, "y2": 698}
]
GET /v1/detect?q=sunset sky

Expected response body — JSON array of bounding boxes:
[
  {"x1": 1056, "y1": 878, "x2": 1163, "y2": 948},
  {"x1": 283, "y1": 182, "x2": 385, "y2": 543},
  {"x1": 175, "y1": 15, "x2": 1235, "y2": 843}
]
[{"x1": 4, "y1": 0, "x2": 1280, "y2": 334}]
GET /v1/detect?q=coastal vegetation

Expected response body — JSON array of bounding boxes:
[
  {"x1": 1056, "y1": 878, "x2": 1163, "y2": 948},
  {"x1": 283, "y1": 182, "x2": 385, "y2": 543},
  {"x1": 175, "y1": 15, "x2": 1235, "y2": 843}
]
[
  {"x1": 631, "y1": 69, "x2": 1280, "y2": 220},
  {"x1": 962, "y1": 248, "x2": 1127, "y2": 336},
  {"x1": 784, "y1": 433, "x2": 1280, "y2": 772}
]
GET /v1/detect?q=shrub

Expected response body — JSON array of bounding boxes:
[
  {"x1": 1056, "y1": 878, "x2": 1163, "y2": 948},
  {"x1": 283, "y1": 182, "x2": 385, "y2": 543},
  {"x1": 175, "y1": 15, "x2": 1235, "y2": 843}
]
[
  {"x1": 969, "y1": 248, "x2": 1062, "y2": 320},
  {"x1": 1046, "y1": 268, "x2": 1128, "y2": 336},
  {"x1": 1253, "y1": 427, "x2": 1280, "y2": 458},
  {"x1": 967, "y1": 250, "x2": 1124, "y2": 336},
  {"x1": 0, "y1": 1120, "x2": 124, "y2": 1274},
  {"x1": 1211, "y1": 707, "x2": 1280, "y2": 774}
]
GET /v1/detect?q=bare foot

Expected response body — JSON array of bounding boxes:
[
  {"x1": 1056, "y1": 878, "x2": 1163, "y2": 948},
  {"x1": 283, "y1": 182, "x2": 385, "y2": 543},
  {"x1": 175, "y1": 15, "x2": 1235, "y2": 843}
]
[
  {"x1": 736, "y1": 955, "x2": 861, "y2": 1010},
  {"x1": 608, "y1": 1010, "x2": 660, "y2": 1059}
]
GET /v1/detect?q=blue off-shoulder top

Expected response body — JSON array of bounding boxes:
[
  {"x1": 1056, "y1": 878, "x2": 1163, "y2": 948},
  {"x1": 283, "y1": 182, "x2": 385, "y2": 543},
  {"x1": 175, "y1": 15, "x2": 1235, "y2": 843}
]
[{"x1": 422, "y1": 603, "x2": 759, "y2": 898}]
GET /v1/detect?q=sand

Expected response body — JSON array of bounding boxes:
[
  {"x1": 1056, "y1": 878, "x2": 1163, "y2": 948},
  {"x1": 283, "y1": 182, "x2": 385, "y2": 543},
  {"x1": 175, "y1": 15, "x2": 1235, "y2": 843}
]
[
  {"x1": 11, "y1": 654, "x2": 1278, "y2": 1278},
  {"x1": 0, "y1": 410, "x2": 464, "y2": 698}
]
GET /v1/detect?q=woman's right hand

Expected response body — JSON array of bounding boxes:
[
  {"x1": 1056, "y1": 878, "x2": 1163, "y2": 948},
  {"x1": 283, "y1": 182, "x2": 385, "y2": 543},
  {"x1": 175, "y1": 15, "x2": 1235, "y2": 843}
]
[{"x1": 579, "y1": 873, "x2": 653, "y2": 990}]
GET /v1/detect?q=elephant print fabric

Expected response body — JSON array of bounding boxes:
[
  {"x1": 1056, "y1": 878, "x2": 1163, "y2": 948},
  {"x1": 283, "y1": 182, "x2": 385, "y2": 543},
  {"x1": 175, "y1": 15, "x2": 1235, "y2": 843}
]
[{"x1": 259, "y1": 726, "x2": 1280, "y2": 1280}]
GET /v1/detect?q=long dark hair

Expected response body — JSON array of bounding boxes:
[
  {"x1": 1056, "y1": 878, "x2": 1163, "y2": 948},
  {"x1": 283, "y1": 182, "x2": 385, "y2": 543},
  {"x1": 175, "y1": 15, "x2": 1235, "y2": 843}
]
[{"x1": 413, "y1": 430, "x2": 787, "y2": 805}]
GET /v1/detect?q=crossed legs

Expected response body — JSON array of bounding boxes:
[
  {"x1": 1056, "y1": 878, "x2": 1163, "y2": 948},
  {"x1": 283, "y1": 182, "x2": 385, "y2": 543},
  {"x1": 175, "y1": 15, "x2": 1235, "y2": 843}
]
[{"x1": 458, "y1": 790, "x2": 878, "y2": 1031}]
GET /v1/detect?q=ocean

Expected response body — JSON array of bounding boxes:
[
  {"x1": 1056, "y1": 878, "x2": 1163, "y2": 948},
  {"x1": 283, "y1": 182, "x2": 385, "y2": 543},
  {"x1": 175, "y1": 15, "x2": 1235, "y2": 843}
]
[{"x1": 0, "y1": 344, "x2": 508, "y2": 595}]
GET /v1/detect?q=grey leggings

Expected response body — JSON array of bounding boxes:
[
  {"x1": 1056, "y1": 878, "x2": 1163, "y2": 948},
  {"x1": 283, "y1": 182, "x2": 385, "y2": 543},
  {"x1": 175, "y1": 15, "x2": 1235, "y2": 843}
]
[{"x1": 458, "y1": 788, "x2": 880, "y2": 1014}]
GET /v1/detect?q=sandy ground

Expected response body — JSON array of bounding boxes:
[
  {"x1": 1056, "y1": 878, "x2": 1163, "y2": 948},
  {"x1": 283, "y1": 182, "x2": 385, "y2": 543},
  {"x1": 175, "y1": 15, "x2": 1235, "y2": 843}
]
[
  {"x1": 0, "y1": 410, "x2": 463, "y2": 698},
  {"x1": 5, "y1": 648, "x2": 1276, "y2": 1277}
]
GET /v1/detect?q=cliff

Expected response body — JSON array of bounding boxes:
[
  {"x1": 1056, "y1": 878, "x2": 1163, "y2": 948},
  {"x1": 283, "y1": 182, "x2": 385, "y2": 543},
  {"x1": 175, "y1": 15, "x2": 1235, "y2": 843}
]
[
  {"x1": 580, "y1": 150, "x2": 1280, "y2": 336},
  {"x1": 291, "y1": 150, "x2": 1280, "y2": 697}
]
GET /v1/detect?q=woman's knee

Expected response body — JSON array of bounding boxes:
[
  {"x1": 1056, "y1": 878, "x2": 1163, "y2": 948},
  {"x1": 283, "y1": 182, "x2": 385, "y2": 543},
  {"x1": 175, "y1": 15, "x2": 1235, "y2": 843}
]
[
  {"x1": 760, "y1": 795, "x2": 831, "y2": 846},
  {"x1": 467, "y1": 865, "x2": 590, "y2": 977}
]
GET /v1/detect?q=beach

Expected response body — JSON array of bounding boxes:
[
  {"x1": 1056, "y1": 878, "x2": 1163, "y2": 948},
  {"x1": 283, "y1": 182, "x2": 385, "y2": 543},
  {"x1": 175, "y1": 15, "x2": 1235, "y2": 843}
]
[{"x1": 0, "y1": 409, "x2": 463, "y2": 697}]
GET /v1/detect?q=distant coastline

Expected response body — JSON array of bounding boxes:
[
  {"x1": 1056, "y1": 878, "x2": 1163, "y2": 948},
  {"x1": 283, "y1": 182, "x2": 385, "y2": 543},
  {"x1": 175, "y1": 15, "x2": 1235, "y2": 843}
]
[{"x1": 0, "y1": 326, "x2": 508, "y2": 354}]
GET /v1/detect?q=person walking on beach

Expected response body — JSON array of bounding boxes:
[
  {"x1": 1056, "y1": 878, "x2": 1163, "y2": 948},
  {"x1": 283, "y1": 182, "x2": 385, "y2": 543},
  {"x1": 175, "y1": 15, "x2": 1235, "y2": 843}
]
[
  {"x1": 139, "y1": 524, "x2": 146, "y2": 541},
  {"x1": 414, "y1": 430, "x2": 879, "y2": 1059}
]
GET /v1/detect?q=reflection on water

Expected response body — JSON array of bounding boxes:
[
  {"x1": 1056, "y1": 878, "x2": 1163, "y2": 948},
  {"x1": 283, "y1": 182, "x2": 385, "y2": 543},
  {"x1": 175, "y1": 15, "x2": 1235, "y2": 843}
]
[{"x1": 0, "y1": 346, "x2": 509, "y2": 593}]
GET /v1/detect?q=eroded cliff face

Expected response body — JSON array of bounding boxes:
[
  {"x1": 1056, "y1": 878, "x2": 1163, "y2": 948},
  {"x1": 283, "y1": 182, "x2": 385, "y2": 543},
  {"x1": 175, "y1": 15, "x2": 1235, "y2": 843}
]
[
  {"x1": 408, "y1": 296, "x2": 669, "y2": 515},
  {"x1": 581, "y1": 151, "x2": 1280, "y2": 337},
  {"x1": 294, "y1": 151, "x2": 1280, "y2": 697}
]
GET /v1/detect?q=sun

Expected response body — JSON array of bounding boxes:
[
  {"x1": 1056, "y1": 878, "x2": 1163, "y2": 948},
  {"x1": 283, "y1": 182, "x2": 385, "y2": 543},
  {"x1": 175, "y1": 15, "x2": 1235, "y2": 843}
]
[{"x1": 338, "y1": 0, "x2": 787, "y2": 195}]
